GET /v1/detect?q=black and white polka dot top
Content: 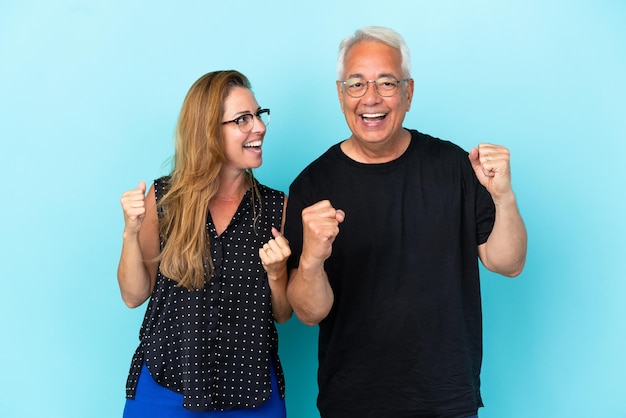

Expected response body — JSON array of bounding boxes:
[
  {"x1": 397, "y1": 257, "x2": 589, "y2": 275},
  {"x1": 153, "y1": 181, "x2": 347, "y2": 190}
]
[{"x1": 125, "y1": 177, "x2": 286, "y2": 412}]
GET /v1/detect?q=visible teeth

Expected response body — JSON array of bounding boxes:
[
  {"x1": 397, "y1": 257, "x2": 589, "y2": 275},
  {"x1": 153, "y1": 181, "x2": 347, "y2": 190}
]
[
  {"x1": 362, "y1": 113, "x2": 385, "y2": 118},
  {"x1": 244, "y1": 141, "x2": 262, "y2": 148}
]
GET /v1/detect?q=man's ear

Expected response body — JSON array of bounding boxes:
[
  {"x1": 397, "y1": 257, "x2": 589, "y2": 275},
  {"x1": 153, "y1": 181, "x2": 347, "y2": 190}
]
[{"x1": 405, "y1": 78, "x2": 415, "y2": 112}]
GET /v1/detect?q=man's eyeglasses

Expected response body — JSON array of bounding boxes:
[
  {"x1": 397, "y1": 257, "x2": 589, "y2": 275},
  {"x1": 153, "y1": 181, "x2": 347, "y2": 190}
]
[
  {"x1": 222, "y1": 108, "x2": 270, "y2": 133},
  {"x1": 339, "y1": 77, "x2": 410, "y2": 98}
]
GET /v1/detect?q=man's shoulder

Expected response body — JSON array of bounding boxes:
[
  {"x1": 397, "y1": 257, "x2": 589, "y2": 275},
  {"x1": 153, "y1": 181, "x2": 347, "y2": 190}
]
[
  {"x1": 409, "y1": 129, "x2": 466, "y2": 154},
  {"x1": 291, "y1": 142, "x2": 342, "y2": 182},
  {"x1": 407, "y1": 129, "x2": 469, "y2": 166}
]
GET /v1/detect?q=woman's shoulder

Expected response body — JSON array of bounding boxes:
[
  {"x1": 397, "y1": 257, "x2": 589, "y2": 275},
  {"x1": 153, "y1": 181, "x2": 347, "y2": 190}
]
[
  {"x1": 256, "y1": 182, "x2": 285, "y2": 199},
  {"x1": 153, "y1": 175, "x2": 171, "y2": 189}
]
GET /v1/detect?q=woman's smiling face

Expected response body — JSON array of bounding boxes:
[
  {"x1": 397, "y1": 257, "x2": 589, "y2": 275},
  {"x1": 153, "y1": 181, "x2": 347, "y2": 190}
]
[{"x1": 221, "y1": 86, "x2": 266, "y2": 171}]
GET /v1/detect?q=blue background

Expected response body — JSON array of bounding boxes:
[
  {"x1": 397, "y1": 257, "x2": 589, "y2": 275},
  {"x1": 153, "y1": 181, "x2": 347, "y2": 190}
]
[{"x1": 1, "y1": 1, "x2": 625, "y2": 417}]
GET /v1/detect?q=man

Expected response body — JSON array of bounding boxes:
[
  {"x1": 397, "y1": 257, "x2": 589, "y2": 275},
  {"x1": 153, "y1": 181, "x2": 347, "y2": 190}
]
[{"x1": 284, "y1": 26, "x2": 527, "y2": 418}]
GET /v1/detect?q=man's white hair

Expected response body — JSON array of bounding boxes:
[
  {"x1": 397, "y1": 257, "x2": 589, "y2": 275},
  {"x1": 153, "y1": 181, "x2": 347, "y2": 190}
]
[{"x1": 337, "y1": 26, "x2": 412, "y2": 80}]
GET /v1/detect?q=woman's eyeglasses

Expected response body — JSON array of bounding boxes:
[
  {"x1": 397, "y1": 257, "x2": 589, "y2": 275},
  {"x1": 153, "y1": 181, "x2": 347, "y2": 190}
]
[{"x1": 222, "y1": 108, "x2": 270, "y2": 133}]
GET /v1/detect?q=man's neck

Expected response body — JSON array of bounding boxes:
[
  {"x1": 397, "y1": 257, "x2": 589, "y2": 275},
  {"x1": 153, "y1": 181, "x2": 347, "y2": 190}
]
[{"x1": 340, "y1": 129, "x2": 411, "y2": 163}]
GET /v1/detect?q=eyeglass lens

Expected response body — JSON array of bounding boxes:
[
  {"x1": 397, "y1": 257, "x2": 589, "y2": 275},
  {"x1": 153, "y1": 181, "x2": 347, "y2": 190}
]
[{"x1": 237, "y1": 109, "x2": 270, "y2": 133}]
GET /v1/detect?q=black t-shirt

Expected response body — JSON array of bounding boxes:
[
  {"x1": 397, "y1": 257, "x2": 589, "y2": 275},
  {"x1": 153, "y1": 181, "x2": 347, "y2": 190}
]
[{"x1": 285, "y1": 129, "x2": 495, "y2": 418}]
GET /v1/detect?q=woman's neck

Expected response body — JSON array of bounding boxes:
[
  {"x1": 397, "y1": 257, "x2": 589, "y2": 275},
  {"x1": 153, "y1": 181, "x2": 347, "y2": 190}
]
[{"x1": 215, "y1": 171, "x2": 250, "y2": 201}]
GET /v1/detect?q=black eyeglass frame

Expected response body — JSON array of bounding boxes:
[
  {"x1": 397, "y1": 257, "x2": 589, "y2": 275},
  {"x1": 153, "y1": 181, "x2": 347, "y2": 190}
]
[{"x1": 221, "y1": 108, "x2": 270, "y2": 132}]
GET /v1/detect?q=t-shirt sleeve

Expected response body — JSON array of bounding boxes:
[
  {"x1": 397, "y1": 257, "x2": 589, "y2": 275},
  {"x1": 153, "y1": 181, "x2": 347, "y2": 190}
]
[
  {"x1": 284, "y1": 177, "x2": 308, "y2": 271},
  {"x1": 475, "y1": 182, "x2": 495, "y2": 245}
]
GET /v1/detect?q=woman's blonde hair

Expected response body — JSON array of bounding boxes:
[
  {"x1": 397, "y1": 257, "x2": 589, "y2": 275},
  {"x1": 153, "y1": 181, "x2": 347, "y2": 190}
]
[{"x1": 158, "y1": 70, "x2": 254, "y2": 290}]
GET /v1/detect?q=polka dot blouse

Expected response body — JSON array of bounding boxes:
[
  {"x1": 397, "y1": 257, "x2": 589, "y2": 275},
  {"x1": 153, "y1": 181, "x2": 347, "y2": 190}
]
[{"x1": 125, "y1": 177, "x2": 286, "y2": 412}]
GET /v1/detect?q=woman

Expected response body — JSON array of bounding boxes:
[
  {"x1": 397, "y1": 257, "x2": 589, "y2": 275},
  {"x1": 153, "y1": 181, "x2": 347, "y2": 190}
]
[{"x1": 118, "y1": 70, "x2": 291, "y2": 417}]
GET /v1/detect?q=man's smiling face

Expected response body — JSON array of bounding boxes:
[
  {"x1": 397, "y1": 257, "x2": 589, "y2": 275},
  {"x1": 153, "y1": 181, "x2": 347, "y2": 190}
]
[{"x1": 337, "y1": 40, "x2": 414, "y2": 148}]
